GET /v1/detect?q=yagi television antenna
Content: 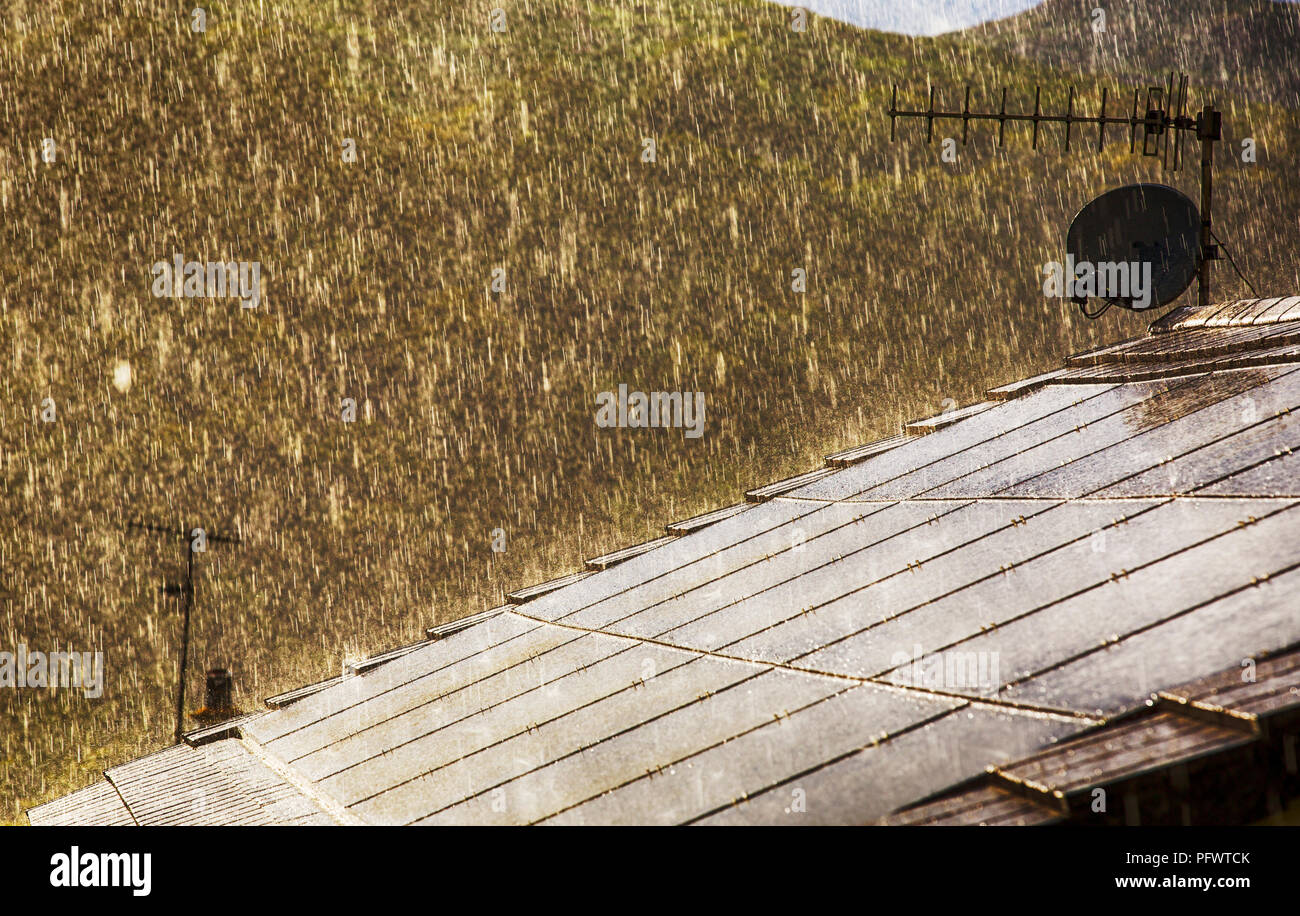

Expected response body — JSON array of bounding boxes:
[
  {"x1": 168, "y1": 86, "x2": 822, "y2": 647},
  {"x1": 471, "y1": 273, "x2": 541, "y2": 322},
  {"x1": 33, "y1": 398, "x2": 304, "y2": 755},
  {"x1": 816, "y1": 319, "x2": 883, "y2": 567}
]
[
  {"x1": 127, "y1": 519, "x2": 243, "y2": 743},
  {"x1": 887, "y1": 73, "x2": 1229, "y2": 317}
]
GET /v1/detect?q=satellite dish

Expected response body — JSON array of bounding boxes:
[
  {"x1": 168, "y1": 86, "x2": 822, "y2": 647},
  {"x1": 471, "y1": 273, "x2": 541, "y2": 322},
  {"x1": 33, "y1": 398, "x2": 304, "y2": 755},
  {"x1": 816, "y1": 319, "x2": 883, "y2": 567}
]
[{"x1": 1066, "y1": 183, "x2": 1201, "y2": 317}]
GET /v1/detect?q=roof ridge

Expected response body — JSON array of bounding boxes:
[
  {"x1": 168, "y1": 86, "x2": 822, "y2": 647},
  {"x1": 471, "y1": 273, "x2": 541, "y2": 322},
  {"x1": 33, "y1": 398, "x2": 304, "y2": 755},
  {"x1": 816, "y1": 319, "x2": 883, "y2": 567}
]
[{"x1": 235, "y1": 735, "x2": 364, "y2": 826}]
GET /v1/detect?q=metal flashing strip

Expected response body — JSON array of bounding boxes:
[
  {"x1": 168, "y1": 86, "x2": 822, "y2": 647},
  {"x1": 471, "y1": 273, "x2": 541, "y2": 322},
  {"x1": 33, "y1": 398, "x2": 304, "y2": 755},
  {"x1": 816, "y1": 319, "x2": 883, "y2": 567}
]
[
  {"x1": 904, "y1": 402, "x2": 997, "y2": 434},
  {"x1": 426, "y1": 607, "x2": 506, "y2": 640},
  {"x1": 34, "y1": 296, "x2": 1300, "y2": 825},
  {"x1": 346, "y1": 639, "x2": 429, "y2": 674},
  {"x1": 986, "y1": 368, "x2": 1068, "y2": 400},
  {"x1": 585, "y1": 535, "x2": 678, "y2": 570},
  {"x1": 745, "y1": 466, "x2": 839, "y2": 502},
  {"x1": 265, "y1": 675, "x2": 347, "y2": 710},
  {"x1": 1153, "y1": 692, "x2": 1261, "y2": 735},
  {"x1": 824, "y1": 434, "x2": 908, "y2": 467},
  {"x1": 665, "y1": 502, "x2": 752, "y2": 535},
  {"x1": 507, "y1": 570, "x2": 598, "y2": 604},
  {"x1": 183, "y1": 711, "x2": 270, "y2": 746}
]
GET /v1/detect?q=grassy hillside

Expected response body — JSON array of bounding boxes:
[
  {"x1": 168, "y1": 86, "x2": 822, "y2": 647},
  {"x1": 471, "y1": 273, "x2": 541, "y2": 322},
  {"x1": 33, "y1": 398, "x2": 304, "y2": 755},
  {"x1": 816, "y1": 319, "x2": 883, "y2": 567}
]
[
  {"x1": 2, "y1": 0, "x2": 1297, "y2": 823},
  {"x1": 976, "y1": 0, "x2": 1300, "y2": 105}
]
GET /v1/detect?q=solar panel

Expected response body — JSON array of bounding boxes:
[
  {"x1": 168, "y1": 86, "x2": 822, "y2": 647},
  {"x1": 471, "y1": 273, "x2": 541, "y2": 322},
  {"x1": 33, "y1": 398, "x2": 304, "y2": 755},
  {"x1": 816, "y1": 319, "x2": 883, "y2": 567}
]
[{"x1": 32, "y1": 300, "x2": 1300, "y2": 827}]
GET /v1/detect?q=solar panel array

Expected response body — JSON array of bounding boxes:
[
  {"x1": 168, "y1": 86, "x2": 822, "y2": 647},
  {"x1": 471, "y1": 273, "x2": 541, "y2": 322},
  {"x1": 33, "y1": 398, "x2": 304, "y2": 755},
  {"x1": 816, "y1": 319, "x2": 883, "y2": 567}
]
[{"x1": 31, "y1": 304, "x2": 1300, "y2": 825}]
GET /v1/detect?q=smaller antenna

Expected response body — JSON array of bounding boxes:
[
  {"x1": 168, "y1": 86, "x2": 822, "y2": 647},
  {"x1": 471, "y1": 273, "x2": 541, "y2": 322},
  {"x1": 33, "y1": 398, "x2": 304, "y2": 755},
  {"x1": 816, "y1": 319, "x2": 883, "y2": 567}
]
[{"x1": 128, "y1": 519, "x2": 243, "y2": 743}]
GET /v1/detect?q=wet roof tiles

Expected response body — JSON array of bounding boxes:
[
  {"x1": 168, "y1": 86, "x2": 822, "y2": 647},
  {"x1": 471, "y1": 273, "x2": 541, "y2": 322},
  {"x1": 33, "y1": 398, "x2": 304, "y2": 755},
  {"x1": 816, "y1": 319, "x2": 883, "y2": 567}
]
[
  {"x1": 886, "y1": 644, "x2": 1300, "y2": 825},
  {"x1": 31, "y1": 297, "x2": 1300, "y2": 825},
  {"x1": 1151, "y1": 296, "x2": 1300, "y2": 332},
  {"x1": 32, "y1": 741, "x2": 340, "y2": 826},
  {"x1": 27, "y1": 780, "x2": 135, "y2": 827}
]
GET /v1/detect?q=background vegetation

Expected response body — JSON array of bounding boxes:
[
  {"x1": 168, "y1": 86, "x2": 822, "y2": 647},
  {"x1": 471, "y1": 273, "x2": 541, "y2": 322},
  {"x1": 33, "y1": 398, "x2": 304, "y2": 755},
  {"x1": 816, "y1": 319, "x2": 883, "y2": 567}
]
[{"x1": 2, "y1": 0, "x2": 1297, "y2": 823}]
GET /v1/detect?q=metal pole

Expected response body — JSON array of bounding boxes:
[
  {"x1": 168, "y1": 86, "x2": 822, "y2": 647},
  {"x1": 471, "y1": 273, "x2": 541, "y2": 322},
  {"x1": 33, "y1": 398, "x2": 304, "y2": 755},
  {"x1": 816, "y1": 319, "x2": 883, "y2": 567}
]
[
  {"x1": 1198, "y1": 104, "x2": 1219, "y2": 312},
  {"x1": 127, "y1": 519, "x2": 240, "y2": 744},
  {"x1": 174, "y1": 538, "x2": 194, "y2": 744}
]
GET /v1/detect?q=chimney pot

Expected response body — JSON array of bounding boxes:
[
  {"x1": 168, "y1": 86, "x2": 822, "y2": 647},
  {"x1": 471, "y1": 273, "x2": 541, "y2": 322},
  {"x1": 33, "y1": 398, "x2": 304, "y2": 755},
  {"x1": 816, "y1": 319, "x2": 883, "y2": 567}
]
[{"x1": 205, "y1": 668, "x2": 234, "y2": 716}]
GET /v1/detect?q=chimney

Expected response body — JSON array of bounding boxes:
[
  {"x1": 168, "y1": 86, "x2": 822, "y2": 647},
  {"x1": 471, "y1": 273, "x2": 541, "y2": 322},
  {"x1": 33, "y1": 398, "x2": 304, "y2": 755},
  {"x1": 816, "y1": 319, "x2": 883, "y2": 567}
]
[{"x1": 204, "y1": 668, "x2": 234, "y2": 718}]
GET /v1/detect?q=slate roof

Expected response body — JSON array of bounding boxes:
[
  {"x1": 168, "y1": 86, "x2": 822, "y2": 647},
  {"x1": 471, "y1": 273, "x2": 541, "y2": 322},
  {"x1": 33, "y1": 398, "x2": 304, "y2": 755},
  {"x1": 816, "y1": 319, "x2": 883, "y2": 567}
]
[
  {"x1": 30, "y1": 296, "x2": 1300, "y2": 826},
  {"x1": 28, "y1": 739, "x2": 337, "y2": 826}
]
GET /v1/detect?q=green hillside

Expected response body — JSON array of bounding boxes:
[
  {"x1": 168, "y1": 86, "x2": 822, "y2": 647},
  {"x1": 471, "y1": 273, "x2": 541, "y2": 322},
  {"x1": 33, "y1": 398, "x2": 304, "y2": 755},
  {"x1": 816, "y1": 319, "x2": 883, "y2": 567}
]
[
  {"x1": 977, "y1": 0, "x2": 1300, "y2": 104},
  {"x1": 2, "y1": 0, "x2": 1297, "y2": 823}
]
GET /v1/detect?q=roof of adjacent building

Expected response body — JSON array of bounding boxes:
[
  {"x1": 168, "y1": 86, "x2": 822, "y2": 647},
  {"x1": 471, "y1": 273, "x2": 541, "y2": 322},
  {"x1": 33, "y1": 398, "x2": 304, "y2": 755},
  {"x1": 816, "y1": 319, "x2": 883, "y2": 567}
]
[
  {"x1": 28, "y1": 738, "x2": 337, "y2": 826},
  {"x1": 29, "y1": 296, "x2": 1300, "y2": 826},
  {"x1": 886, "y1": 644, "x2": 1300, "y2": 825}
]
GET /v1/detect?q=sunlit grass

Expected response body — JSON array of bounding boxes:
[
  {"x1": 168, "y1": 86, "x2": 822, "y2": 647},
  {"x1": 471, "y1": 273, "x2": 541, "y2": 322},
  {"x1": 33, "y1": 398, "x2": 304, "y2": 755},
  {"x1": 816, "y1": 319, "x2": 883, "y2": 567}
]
[{"x1": 2, "y1": 0, "x2": 1297, "y2": 823}]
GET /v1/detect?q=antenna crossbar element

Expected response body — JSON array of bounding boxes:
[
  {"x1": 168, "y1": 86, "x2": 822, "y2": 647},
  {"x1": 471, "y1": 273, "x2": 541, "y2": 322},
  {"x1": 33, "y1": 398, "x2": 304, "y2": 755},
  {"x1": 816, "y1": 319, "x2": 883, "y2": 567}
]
[
  {"x1": 128, "y1": 520, "x2": 243, "y2": 545},
  {"x1": 887, "y1": 79, "x2": 1201, "y2": 164},
  {"x1": 886, "y1": 74, "x2": 1223, "y2": 313}
]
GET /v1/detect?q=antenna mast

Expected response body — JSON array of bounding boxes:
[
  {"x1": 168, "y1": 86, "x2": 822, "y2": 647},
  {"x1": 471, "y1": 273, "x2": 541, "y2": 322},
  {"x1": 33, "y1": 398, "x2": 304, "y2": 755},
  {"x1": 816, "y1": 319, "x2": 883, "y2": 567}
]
[
  {"x1": 128, "y1": 520, "x2": 243, "y2": 743},
  {"x1": 887, "y1": 74, "x2": 1222, "y2": 312}
]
